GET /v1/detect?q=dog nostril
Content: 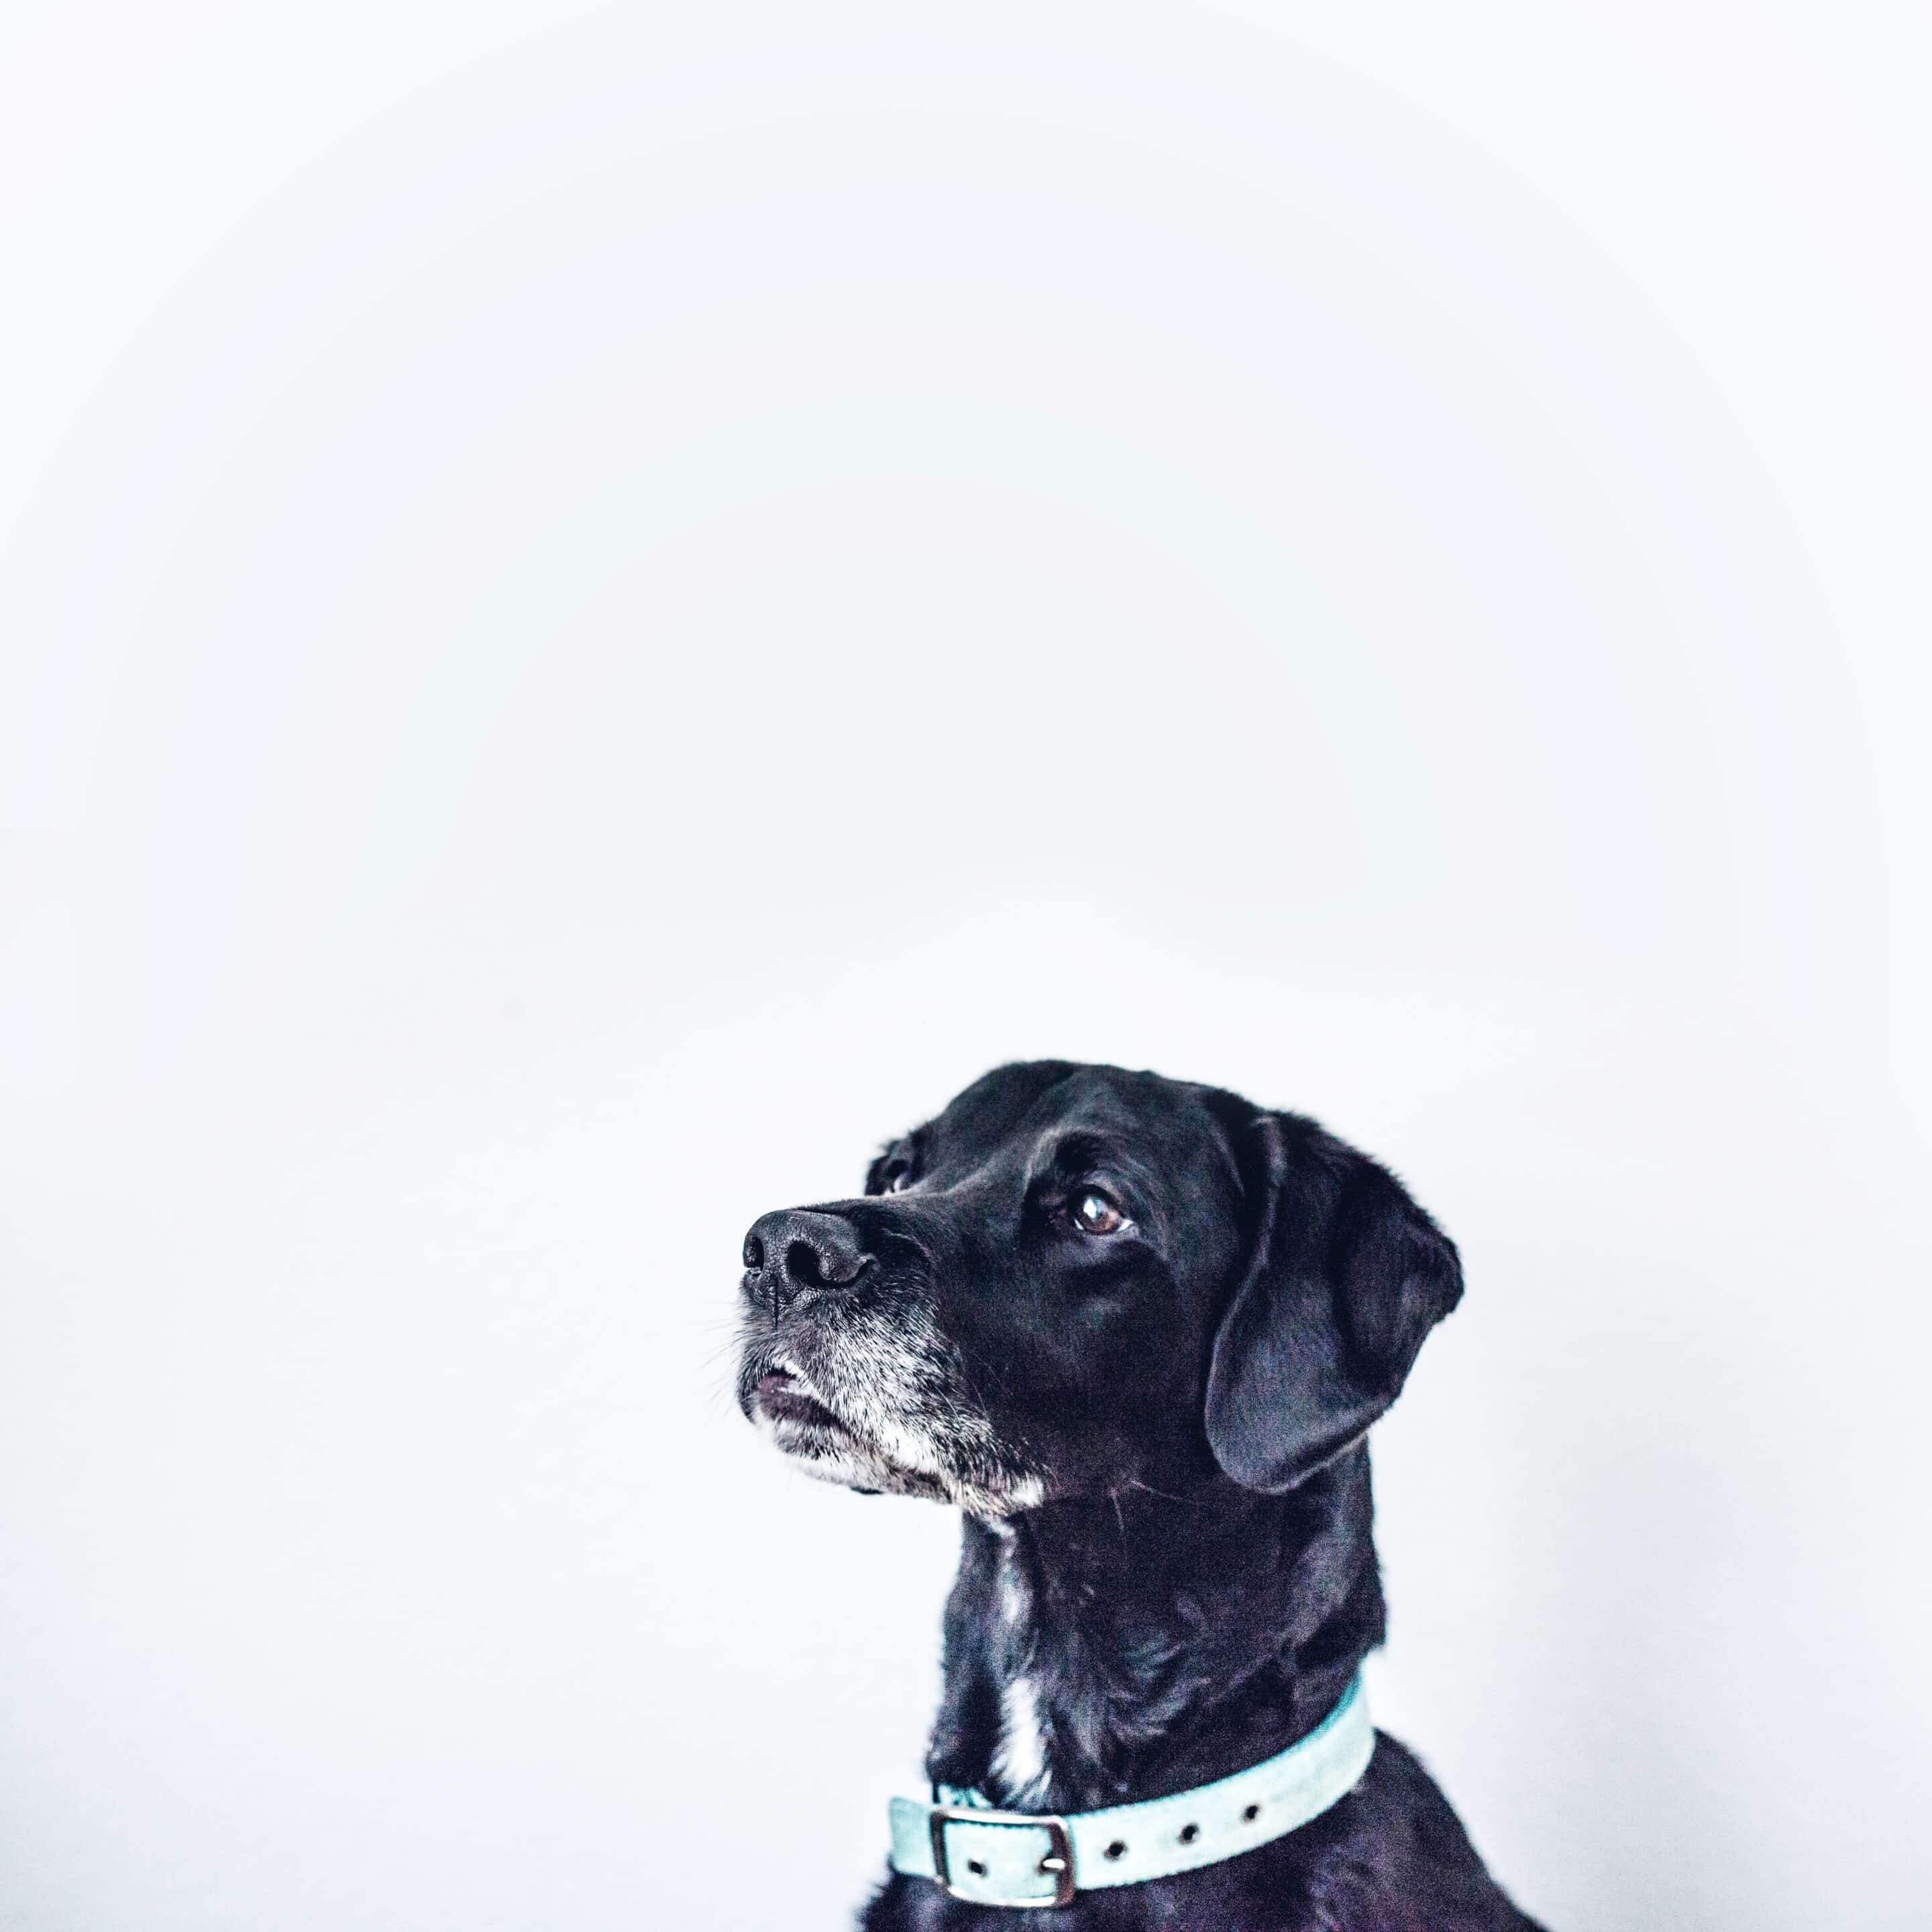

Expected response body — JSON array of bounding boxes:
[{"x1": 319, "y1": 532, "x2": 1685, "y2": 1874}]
[
  {"x1": 786, "y1": 1239, "x2": 842, "y2": 1289},
  {"x1": 745, "y1": 1211, "x2": 868, "y2": 1301}
]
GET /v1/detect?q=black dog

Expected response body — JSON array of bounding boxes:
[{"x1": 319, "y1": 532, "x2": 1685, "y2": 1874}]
[{"x1": 737, "y1": 1061, "x2": 1543, "y2": 1929}]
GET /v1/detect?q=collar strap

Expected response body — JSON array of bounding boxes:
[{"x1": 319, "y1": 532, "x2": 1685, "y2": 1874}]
[{"x1": 888, "y1": 1672, "x2": 1373, "y2": 1909}]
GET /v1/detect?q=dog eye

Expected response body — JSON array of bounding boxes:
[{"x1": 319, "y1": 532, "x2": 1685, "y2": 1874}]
[{"x1": 1072, "y1": 1189, "x2": 1127, "y2": 1235}]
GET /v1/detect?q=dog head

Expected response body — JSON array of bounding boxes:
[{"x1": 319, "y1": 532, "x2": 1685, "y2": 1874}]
[{"x1": 735, "y1": 1061, "x2": 1462, "y2": 1517}]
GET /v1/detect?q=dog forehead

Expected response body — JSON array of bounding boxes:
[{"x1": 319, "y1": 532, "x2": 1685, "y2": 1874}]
[{"x1": 924, "y1": 1062, "x2": 1226, "y2": 1174}]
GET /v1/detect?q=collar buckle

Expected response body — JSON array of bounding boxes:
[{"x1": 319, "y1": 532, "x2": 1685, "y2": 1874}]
[{"x1": 928, "y1": 1804, "x2": 1077, "y2": 1909}]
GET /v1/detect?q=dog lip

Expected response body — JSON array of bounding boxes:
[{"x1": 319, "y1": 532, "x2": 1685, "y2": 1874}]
[{"x1": 755, "y1": 1368, "x2": 847, "y2": 1432}]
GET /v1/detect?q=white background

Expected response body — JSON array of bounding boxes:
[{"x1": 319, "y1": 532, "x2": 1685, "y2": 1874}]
[{"x1": 2, "y1": 5, "x2": 1927, "y2": 1928}]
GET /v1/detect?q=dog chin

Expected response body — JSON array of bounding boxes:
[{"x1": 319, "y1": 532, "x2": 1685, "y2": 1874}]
[
  {"x1": 751, "y1": 1389, "x2": 1040, "y2": 1517},
  {"x1": 751, "y1": 1394, "x2": 952, "y2": 1502},
  {"x1": 762, "y1": 1418, "x2": 896, "y2": 1490},
  {"x1": 743, "y1": 1345, "x2": 1046, "y2": 1517}
]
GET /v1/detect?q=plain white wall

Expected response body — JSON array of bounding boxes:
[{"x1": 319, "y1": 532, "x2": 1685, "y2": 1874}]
[{"x1": 2, "y1": 5, "x2": 1927, "y2": 1928}]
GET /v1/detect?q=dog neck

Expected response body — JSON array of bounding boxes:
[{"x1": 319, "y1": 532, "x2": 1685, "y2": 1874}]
[{"x1": 926, "y1": 1446, "x2": 1383, "y2": 1815}]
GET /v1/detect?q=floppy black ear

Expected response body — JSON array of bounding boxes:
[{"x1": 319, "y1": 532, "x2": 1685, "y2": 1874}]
[{"x1": 1205, "y1": 1113, "x2": 1464, "y2": 1493}]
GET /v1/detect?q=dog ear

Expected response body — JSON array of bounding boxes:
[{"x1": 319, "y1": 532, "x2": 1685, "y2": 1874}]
[{"x1": 1205, "y1": 1112, "x2": 1463, "y2": 1492}]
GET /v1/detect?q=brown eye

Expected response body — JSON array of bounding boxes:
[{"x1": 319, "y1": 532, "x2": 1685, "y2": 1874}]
[{"x1": 1072, "y1": 1189, "x2": 1126, "y2": 1235}]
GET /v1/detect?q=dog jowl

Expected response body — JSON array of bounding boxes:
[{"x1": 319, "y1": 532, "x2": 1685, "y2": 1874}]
[{"x1": 735, "y1": 1061, "x2": 1545, "y2": 1930}]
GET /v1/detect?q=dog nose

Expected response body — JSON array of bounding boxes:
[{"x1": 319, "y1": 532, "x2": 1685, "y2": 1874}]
[{"x1": 742, "y1": 1209, "x2": 871, "y2": 1309}]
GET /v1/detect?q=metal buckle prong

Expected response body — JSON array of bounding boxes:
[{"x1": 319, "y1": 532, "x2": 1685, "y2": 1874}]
[{"x1": 928, "y1": 1804, "x2": 1077, "y2": 1909}]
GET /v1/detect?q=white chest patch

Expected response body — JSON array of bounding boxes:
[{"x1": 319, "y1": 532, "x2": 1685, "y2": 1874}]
[
  {"x1": 990, "y1": 1540, "x2": 1051, "y2": 1803},
  {"x1": 999, "y1": 1563, "x2": 1026, "y2": 1628},
  {"x1": 994, "y1": 1672, "x2": 1050, "y2": 1805}
]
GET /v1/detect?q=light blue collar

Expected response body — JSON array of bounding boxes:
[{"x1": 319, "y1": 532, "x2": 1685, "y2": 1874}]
[{"x1": 888, "y1": 1672, "x2": 1374, "y2": 1909}]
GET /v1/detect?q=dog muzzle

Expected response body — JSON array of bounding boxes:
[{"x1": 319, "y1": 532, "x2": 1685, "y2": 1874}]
[{"x1": 887, "y1": 1672, "x2": 1375, "y2": 1909}]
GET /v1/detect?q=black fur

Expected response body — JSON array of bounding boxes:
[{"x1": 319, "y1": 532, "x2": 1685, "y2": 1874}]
[{"x1": 736, "y1": 1061, "x2": 1544, "y2": 1929}]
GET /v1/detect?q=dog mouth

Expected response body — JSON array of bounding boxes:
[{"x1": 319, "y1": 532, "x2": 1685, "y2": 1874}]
[
  {"x1": 739, "y1": 1324, "x2": 1044, "y2": 1517},
  {"x1": 753, "y1": 1366, "x2": 851, "y2": 1436}
]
